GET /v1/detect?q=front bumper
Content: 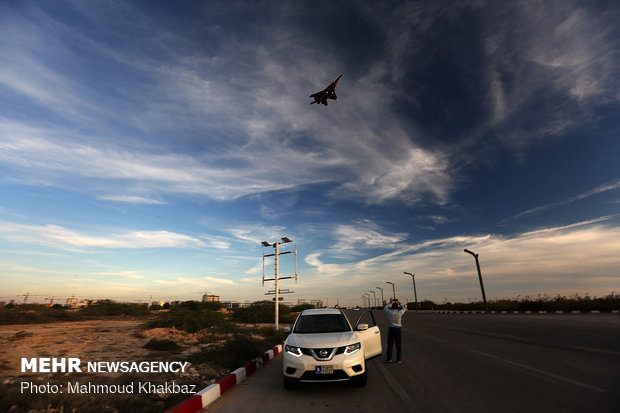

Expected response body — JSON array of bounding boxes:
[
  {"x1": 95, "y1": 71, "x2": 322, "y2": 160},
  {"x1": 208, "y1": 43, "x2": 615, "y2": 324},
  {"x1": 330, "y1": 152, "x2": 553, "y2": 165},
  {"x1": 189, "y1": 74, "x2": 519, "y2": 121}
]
[{"x1": 282, "y1": 350, "x2": 366, "y2": 382}]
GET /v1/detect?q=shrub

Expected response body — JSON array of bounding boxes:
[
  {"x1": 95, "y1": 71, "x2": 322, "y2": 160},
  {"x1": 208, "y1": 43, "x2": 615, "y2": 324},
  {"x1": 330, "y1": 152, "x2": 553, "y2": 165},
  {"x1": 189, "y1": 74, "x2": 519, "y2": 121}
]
[
  {"x1": 143, "y1": 338, "x2": 181, "y2": 351},
  {"x1": 146, "y1": 305, "x2": 232, "y2": 333},
  {"x1": 188, "y1": 333, "x2": 267, "y2": 370},
  {"x1": 232, "y1": 301, "x2": 294, "y2": 324}
]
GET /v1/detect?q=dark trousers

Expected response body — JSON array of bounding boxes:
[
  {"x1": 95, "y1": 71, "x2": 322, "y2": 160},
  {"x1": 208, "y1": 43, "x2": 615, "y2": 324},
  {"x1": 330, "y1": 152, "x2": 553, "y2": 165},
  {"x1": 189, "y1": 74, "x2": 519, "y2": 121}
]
[{"x1": 387, "y1": 326, "x2": 402, "y2": 361}]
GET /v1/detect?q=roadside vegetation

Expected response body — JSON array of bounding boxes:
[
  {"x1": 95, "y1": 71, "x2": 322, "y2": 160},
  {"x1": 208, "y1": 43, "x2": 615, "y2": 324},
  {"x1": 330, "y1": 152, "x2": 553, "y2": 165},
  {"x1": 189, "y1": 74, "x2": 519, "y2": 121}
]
[
  {"x1": 406, "y1": 294, "x2": 620, "y2": 311},
  {"x1": 0, "y1": 300, "x2": 149, "y2": 325}
]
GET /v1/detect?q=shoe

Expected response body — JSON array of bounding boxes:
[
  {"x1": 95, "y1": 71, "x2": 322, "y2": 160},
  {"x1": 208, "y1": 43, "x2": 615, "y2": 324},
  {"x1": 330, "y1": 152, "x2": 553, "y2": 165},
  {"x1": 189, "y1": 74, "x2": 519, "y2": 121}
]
[
  {"x1": 385, "y1": 359, "x2": 393, "y2": 363},
  {"x1": 396, "y1": 360, "x2": 402, "y2": 364}
]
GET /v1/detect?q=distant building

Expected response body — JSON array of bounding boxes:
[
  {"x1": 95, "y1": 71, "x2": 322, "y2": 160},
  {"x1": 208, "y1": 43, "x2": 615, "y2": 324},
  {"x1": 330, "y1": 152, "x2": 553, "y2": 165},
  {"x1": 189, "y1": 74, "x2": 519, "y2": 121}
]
[
  {"x1": 66, "y1": 297, "x2": 78, "y2": 308},
  {"x1": 202, "y1": 294, "x2": 220, "y2": 302},
  {"x1": 221, "y1": 301, "x2": 240, "y2": 309}
]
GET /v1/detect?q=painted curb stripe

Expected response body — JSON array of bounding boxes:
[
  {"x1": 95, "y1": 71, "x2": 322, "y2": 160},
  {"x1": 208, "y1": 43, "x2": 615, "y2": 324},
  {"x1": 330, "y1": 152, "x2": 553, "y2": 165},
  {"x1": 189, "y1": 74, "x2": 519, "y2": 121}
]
[{"x1": 165, "y1": 342, "x2": 285, "y2": 413}]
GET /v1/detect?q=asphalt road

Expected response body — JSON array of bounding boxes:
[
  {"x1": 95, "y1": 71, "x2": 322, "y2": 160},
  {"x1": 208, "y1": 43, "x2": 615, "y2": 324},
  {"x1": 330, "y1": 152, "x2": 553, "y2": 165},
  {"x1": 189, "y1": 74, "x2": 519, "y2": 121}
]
[{"x1": 207, "y1": 311, "x2": 620, "y2": 412}]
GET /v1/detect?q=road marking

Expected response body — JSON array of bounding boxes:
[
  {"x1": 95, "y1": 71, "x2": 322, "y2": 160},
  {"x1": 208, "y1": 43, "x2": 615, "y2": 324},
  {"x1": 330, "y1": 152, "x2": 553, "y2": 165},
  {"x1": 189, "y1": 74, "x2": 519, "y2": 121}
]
[
  {"x1": 373, "y1": 359, "x2": 411, "y2": 400},
  {"x1": 420, "y1": 333, "x2": 446, "y2": 343},
  {"x1": 470, "y1": 349, "x2": 606, "y2": 393},
  {"x1": 487, "y1": 332, "x2": 525, "y2": 341},
  {"x1": 571, "y1": 345, "x2": 620, "y2": 357}
]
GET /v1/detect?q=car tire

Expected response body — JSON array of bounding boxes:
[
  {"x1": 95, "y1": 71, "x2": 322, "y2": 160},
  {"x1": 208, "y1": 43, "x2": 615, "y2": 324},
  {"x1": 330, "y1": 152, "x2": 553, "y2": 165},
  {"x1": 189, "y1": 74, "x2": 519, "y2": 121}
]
[
  {"x1": 352, "y1": 371, "x2": 367, "y2": 387},
  {"x1": 283, "y1": 377, "x2": 295, "y2": 390}
]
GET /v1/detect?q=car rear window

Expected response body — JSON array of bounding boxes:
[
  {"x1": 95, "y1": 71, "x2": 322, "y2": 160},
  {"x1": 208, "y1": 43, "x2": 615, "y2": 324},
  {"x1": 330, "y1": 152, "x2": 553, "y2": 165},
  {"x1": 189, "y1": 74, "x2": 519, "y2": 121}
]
[{"x1": 293, "y1": 314, "x2": 351, "y2": 333}]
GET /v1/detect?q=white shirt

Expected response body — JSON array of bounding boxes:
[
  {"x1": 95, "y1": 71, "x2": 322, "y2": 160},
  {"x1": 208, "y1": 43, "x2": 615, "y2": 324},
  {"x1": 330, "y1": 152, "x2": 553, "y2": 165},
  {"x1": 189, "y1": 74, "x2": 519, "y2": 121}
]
[{"x1": 384, "y1": 303, "x2": 407, "y2": 327}]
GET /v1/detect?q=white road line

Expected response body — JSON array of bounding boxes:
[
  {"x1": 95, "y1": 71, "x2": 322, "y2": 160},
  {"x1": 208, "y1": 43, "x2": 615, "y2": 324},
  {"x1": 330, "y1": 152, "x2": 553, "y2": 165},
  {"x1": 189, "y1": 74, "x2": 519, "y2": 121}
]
[
  {"x1": 374, "y1": 359, "x2": 411, "y2": 400},
  {"x1": 487, "y1": 332, "x2": 525, "y2": 341},
  {"x1": 571, "y1": 345, "x2": 620, "y2": 357},
  {"x1": 420, "y1": 333, "x2": 446, "y2": 343},
  {"x1": 470, "y1": 349, "x2": 606, "y2": 393}
]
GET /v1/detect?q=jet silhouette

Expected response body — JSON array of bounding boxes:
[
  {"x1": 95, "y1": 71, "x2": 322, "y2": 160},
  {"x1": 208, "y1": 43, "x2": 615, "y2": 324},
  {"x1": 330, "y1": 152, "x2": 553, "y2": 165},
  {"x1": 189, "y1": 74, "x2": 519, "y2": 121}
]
[{"x1": 310, "y1": 74, "x2": 342, "y2": 106}]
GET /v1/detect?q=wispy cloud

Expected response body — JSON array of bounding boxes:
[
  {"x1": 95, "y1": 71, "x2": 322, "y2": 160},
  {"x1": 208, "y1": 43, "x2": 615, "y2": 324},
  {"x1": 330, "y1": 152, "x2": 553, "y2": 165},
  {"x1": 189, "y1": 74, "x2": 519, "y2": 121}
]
[
  {"x1": 302, "y1": 216, "x2": 620, "y2": 301},
  {"x1": 505, "y1": 179, "x2": 620, "y2": 221},
  {"x1": 0, "y1": 221, "x2": 207, "y2": 250},
  {"x1": 98, "y1": 195, "x2": 166, "y2": 205}
]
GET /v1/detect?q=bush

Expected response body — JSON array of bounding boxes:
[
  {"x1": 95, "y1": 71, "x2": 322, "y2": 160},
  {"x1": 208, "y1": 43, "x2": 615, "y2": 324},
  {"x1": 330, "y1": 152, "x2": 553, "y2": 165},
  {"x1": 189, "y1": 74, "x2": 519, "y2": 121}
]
[
  {"x1": 143, "y1": 338, "x2": 181, "y2": 351},
  {"x1": 188, "y1": 333, "x2": 267, "y2": 370},
  {"x1": 232, "y1": 301, "x2": 294, "y2": 324},
  {"x1": 146, "y1": 304, "x2": 232, "y2": 333},
  {"x1": 79, "y1": 300, "x2": 150, "y2": 317},
  {"x1": 292, "y1": 303, "x2": 315, "y2": 312}
]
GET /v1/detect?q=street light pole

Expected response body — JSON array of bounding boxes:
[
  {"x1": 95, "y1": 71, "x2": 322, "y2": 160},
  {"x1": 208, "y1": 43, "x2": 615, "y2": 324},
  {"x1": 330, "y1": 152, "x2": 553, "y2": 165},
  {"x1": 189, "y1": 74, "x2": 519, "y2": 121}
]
[
  {"x1": 386, "y1": 281, "x2": 396, "y2": 299},
  {"x1": 369, "y1": 291, "x2": 377, "y2": 309},
  {"x1": 464, "y1": 249, "x2": 488, "y2": 311},
  {"x1": 404, "y1": 272, "x2": 419, "y2": 310},
  {"x1": 376, "y1": 287, "x2": 384, "y2": 307}
]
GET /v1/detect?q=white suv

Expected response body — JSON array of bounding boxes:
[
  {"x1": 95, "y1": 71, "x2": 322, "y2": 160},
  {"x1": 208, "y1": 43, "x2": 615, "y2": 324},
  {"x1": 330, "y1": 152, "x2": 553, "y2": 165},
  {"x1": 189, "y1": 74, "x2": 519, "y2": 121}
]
[{"x1": 282, "y1": 308, "x2": 382, "y2": 388}]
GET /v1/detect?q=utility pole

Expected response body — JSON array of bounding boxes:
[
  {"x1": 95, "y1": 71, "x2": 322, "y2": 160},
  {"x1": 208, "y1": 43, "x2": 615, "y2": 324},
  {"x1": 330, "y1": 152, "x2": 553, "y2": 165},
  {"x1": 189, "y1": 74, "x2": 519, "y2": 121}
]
[
  {"x1": 262, "y1": 237, "x2": 296, "y2": 330},
  {"x1": 464, "y1": 249, "x2": 488, "y2": 311},
  {"x1": 404, "y1": 272, "x2": 419, "y2": 310}
]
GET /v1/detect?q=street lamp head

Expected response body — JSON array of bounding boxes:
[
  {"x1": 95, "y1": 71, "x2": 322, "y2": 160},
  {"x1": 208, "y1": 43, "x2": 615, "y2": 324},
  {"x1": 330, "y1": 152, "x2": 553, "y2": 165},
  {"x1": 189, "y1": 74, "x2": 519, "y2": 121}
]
[
  {"x1": 404, "y1": 271, "x2": 412, "y2": 276},
  {"x1": 261, "y1": 241, "x2": 272, "y2": 247},
  {"x1": 464, "y1": 248, "x2": 478, "y2": 257},
  {"x1": 281, "y1": 237, "x2": 293, "y2": 243},
  {"x1": 386, "y1": 281, "x2": 394, "y2": 285}
]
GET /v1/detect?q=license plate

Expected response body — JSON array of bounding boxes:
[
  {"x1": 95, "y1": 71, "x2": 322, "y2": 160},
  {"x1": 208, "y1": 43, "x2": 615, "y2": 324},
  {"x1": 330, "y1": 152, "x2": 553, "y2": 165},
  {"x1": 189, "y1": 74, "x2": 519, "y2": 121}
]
[{"x1": 315, "y1": 365, "x2": 334, "y2": 374}]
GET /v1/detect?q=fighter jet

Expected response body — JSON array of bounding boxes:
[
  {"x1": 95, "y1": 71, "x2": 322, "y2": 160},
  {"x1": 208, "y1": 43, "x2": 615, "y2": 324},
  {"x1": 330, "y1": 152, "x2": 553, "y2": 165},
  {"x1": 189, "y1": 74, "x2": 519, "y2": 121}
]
[{"x1": 310, "y1": 74, "x2": 342, "y2": 106}]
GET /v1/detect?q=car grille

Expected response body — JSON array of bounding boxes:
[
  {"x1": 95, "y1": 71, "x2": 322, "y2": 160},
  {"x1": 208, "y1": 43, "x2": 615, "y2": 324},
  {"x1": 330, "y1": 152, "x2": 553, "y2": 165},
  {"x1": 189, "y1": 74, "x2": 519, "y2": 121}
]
[{"x1": 301, "y1": 346, "x2": 346, "y2": 361}]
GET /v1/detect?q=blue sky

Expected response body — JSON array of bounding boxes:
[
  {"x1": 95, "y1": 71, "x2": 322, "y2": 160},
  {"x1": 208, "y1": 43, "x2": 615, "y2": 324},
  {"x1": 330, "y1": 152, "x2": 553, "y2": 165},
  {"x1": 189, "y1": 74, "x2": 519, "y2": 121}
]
[{"x1": 1, "y1": 0, "x2": 619, "y2": 306}]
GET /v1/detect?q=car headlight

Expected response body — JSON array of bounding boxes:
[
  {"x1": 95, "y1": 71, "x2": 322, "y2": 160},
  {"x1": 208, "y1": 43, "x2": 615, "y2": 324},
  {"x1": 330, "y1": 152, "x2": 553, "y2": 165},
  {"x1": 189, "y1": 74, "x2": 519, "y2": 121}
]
[
  {"x1": 285, "y1": 345, "x2": 303, "y2": 357},
  {"x1": 344, "y1": 342, "x2": 361, "y2": 355}
]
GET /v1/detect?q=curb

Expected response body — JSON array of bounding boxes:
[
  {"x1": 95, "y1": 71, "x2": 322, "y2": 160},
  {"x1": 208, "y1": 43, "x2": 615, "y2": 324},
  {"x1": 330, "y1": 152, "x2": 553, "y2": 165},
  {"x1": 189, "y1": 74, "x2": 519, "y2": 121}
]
[
  {"x1": 413, "y1": 310, "x2": 619, "y2": 314},
  {"x1": 165, "y1": 342, "x2": 285, "y2": 413}
]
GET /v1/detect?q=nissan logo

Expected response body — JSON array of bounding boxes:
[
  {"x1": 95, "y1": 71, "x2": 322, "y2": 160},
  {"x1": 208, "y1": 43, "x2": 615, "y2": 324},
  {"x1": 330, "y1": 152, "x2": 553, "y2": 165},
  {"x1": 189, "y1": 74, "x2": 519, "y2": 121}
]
[{"x1": 319, "y1": 349, "x2": 328, "y2": 357}]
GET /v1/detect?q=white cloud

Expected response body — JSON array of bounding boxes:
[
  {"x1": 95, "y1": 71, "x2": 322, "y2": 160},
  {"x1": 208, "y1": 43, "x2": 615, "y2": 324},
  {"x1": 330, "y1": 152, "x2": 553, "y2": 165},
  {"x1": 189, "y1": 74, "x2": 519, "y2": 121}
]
[
  {"x1": 303, "y1": 217, "x2": 620, "y2": 301},
  {"x1": 98, "y1": 195, "x2": 166, "y2": 205},
  {"x1": 0, "y1": 221, "x2": 207, "y2": 250}
]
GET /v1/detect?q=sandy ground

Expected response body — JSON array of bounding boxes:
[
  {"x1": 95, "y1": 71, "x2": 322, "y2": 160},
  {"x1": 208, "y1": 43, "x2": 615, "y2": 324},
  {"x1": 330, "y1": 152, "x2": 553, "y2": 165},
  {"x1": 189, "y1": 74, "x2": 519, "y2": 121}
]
[{"x1": 0, "y1": 317, "x2": 226, "y2": 382}]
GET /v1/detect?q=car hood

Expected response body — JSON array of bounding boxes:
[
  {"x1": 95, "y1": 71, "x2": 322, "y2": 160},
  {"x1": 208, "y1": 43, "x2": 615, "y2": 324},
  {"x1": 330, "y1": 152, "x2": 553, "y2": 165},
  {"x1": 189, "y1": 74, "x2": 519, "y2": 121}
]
[{"x1": 287, "y1": 331, "x2": 358, "y2": 348}]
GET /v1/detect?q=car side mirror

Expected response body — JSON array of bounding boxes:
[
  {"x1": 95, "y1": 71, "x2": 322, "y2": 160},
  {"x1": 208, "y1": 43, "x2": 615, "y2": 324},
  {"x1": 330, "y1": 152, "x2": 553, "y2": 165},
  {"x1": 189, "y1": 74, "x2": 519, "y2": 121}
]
[
  {"x1": 356, "y1": 323, "x2": 368, "y2": 331},
  {"x1": 282, "y1": 326, "x2": 291, "y2": 333}
]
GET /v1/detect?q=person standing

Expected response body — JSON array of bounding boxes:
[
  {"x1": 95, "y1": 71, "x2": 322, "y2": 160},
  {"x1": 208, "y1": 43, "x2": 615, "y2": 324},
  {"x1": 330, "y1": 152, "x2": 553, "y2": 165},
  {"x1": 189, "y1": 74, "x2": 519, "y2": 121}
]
[{"x1": 384, "y1": 297, "x2": 407, "y2": 363}]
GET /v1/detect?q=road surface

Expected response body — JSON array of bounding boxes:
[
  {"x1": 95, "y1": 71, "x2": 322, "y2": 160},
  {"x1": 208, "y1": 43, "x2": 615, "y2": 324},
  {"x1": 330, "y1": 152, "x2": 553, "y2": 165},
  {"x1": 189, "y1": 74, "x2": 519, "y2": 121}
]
[{"x1": 207, "y1": 311, "x2": 619, "y2": 412}]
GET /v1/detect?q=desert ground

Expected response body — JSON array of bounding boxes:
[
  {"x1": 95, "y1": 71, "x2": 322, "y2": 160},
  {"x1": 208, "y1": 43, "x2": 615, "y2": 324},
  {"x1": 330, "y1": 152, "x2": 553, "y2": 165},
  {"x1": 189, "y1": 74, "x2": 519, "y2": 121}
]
[{"x1": 0, "y1": 317, "x2": 229, "y2": 412}]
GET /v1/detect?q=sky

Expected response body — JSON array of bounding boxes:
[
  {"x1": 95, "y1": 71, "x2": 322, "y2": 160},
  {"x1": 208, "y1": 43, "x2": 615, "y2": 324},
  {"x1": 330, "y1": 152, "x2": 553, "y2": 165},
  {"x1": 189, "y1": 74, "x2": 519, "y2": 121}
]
[{"x1": 1, "y1": 0, "x2": 619, "y2": 307}]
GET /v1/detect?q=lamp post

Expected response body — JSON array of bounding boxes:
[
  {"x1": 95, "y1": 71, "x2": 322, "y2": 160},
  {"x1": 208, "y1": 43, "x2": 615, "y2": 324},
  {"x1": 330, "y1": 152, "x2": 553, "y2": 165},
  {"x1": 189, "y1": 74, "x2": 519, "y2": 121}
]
[
  {"x1": 360, "y1": 295, "x2": 366, "y2": 308},
  {"x1": 464, "y1": 249, "x2": 488, "y2": 311},
  {"x1": 386, "y1": 281, "x2": 396, "y2": 299},
  {"x1": 404, "y1": 272, "x2": 419, "y2": 310},
  {"x1": 369, "y1": 291, "x2": 377, "y2": 309},
  {"x1": 261, "y1": 237, "x2": 294, "y2": 330},
  {"x1": 376, "y1": 287, "x2": 384, "y2": 307}
]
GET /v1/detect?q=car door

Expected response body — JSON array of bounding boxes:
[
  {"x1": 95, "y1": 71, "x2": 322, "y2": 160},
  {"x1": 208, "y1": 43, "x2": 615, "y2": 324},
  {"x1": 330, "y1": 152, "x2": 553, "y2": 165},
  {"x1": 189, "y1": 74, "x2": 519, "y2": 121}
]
[{"x1": 354, "y1": 310, "x2": 382, "y2": 359}]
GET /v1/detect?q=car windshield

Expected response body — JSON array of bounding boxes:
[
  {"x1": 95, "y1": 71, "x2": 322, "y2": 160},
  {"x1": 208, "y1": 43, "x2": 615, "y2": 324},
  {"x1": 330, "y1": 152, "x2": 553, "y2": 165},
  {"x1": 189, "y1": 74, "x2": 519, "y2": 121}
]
[{"x1": 293, "y1": 314, "x2": 351, "y2": 334}]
